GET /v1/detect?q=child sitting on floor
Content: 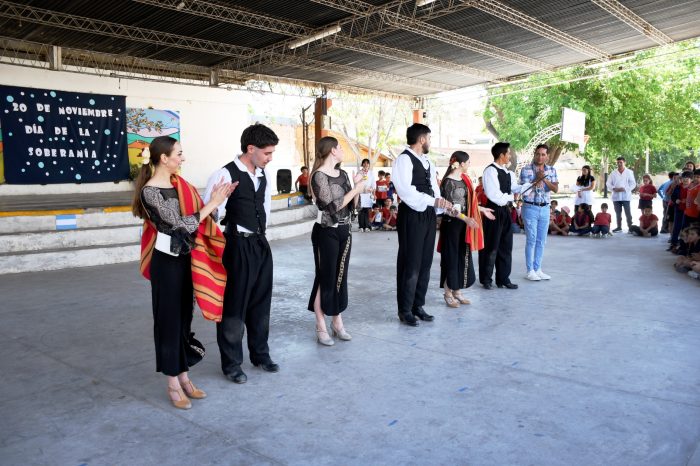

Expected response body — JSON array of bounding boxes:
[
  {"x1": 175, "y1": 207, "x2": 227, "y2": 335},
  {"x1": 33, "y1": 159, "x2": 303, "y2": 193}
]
[
  {"x1": 370, "y1": 202, "x2": 383, "y2": 230},
  {"x1": 674, "y1": 226, "x2": 700, "y2": 272},
  {"x1": 570, "y1": 203, "x2": 593, "y2": 236},
  {"x1": 550, "y1": 206, "x2": 570, "y2": 235},
  {"x1": 629, "y1": 206, "x2": 659, "y2": 237},
  {"x1": 592, "y1": 203, "x2": 612, "y2": 237},
  {"x1": 383, "y1": 205, "x2": 398, "y2": 230}
]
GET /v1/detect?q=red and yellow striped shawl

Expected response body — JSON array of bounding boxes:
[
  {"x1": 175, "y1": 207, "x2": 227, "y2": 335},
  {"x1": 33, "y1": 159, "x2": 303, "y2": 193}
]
[
  {"x1": 140, "y1": 175, "x2": 226, "y2": 322},
  {"x1": 462, "y1": 173, "x2": 484, "y2": 251}
]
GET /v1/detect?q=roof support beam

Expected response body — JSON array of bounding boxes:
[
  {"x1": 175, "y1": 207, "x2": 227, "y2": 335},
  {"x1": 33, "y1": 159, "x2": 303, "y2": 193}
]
[
  {"x1": 132, "y1": 0, "x2": 501, "y2": 81},
  {"x1": 591, "y1": 0, "x2": 672, "y2": 46},
  {"x1": 0, "y1": 1, "x2": 454, "y2": 93},
  {"x1": 314, "y1": 0, "x2": 549, "y2": 69},
  {"x1": 466, "y1": 0, "x2": 610, "y2": 59}
]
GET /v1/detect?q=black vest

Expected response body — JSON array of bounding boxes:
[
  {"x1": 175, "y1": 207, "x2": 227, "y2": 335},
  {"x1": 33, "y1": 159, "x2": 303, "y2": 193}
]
[
  {"x1": 403, "y1": 150, "x2": 434, "y2": 197},
  {"x1": 222, "y1": 160, "x2": 266, "y2": 234},
  {"x1": 486, "y1": 163, "x2": 512, "y2": 209}
]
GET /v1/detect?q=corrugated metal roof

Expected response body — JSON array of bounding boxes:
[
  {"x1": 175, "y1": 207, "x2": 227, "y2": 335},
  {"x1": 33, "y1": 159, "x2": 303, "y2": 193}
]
[{"x1": 0, "y1": 0, "x2": 699, "y2": 96}]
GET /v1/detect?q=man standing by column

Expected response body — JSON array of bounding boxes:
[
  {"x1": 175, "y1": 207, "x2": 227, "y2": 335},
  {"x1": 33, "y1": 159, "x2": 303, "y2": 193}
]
[
  {"x1": 393, "y1": 123, "x2": 452, "y2": 326},
  {"x1": 204, "y1": 124, "x2": 279, "y2": 384},
  {"x1": 519, "y1": 144, "x2": 559, "y2": 281},
  {"x1": 606, "y1": 156, "x2": 636, "y2": 232},
  {"x1": 479, "y1": 142, "x2": 530, "y2": 290}
]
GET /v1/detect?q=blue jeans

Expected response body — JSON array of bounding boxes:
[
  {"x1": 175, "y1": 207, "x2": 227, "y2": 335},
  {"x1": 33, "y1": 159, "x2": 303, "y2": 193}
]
[{"x1": 521, "y1": 203, "x2": 550, "y2": 272}]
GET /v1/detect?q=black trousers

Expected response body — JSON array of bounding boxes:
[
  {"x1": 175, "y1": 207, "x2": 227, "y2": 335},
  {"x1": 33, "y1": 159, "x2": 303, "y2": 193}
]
[
  {"x1": 308, "y1": 223, "x2": 351, "y2": 315},
  {"x1": 150, "y1": 250, "x2": 194, "y2": 377},
  {"x1": 478, "y1": 204, "x2": 513, "y2": 286},
  {"x1": 217, "y1": 233, "x2": 273, "y2": 374},
  {"x1": 629, "y1": 225, "x2": 659, "y2": 236},
  {"x1": 613, "y1": 200, "x2": 632, "y2": 229},
  {"x1": 440, "y1": 216, "x2": 475, "y2": 290},
  {"x1": 396, "y1": 203, "x2": 436, "y2": 315},
  {"x1": 358, "y1": 208, "x2": 371, "y2": 230}
]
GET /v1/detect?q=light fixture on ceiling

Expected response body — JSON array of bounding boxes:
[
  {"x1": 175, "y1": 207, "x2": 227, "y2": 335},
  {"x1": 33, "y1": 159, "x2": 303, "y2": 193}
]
[
  {"x1": 415, "y1": 0, "x2": 438, "y2": 7},
  {"x1": 176, "y1": 1, "x2": 185, "y2": 10},
  {"x1": 288, "y1": 25, "x2": 342, "y2": 50}
]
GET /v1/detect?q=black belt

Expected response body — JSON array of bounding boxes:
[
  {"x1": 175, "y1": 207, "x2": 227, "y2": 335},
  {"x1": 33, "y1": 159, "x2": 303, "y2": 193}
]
[
  {"x1": 523, "y1": 200, "x2": 548, "y2": 207},
  {"x1": 224, "y1": 224, "x2": 264, "y2": 236}
]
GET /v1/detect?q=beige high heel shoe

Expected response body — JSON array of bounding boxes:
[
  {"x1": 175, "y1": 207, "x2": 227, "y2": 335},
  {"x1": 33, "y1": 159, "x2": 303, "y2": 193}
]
[
  {"x1": 168, "y1": 386, "x2": 192, "y2": 410},
  {"x1": 316, "y1": 327, "x2": 335, "y2": 346},
  {"x1": 452, "y1": 291, "x2": 471, "y2": 305},
  {"x1": 331, "y1": 325, "x2": 352, "y2": 341},
  {"x1": 181, "y1": 379, "x2": 207, "y2": 399},
  {"x1": 443, "y1": 290, "x2": 460, "y2": 308}
]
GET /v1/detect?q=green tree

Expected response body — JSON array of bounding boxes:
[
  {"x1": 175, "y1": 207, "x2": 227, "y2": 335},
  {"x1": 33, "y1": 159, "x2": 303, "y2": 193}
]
[{"x1": 484, "y1": 41, "x2": 700, "y2": 177}]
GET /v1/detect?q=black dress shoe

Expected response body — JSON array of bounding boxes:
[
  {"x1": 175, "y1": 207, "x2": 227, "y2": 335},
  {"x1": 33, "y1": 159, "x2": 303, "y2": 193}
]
[
  {"x1": 412, "y1": 307, "x2": 434, "y2": 322},
  {"x1": 482, "y1": 282, "x2": 494, "y2": 290},
  {"x1": 253, "y1": 361, "x2": 280, "y2": 373},
  {"x1": 497, "y1": 282, "x2": 519, "y2": 289},
  {"x1": 225, "y1": 367, "x2": 247, "y2": 384},
  {"x1": 398, "y1": 312, "x2": 419, "y2": 326}
]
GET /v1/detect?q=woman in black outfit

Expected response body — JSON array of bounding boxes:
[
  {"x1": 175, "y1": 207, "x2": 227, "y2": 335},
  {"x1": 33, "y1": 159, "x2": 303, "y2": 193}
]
[
  {"x1": 132, "y1": 136, "x2": 233, "y2": 409},
  {"x1": 308, "y1": 137, "x2": 366, "y2": 346},
  {"x1": 439, "y1": 151, "x2": 494, "y2": 307}
]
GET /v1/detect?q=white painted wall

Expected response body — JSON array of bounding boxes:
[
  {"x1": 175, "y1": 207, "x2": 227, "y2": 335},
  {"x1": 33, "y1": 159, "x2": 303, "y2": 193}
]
[{"x1": 0, "y1": 63, "x2": 301, "y2": 196}]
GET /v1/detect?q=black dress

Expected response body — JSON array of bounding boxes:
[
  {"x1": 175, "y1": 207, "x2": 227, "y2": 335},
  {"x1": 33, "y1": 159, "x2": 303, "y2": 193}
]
[
  {"x1": 439, "y1": 178, "x2": 476, "y2": 291},
  {"x1": 141, "y1": 186, "x2": 203, "y2": 376},
  {"x1": 307, "y1": 170, "x2": 354, "y2": 316}
]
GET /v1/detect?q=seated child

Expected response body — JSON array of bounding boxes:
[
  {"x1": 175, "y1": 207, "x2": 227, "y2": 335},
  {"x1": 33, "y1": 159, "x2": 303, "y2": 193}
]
[
  {"x1": 370, "y1": 202, "x2": 383, "y2": 230},
  {"x1": 592, "y1": 203, "x2": 612, "y2": 237},
  {"x1": 674, "y1": 226, "x2": 700, "y2": 272},
  {"x1": 296, "y1": 166, "x2": 311, "y2": 200},
  {"x1": 629, "y1": 206, "x2": 659, "y2": 237},
  {"x1": 550, "y1": 206, "x2": 570, "y2": 235},
  {"x1": 383, "y1": 205, "x2": 398, "y2": 230},
  {"x1": 570, "y1": 203, "x2": 593, "y2": 236},
  {"x1": 509, "y1": 202, "x2": 521, "y2": 234}
]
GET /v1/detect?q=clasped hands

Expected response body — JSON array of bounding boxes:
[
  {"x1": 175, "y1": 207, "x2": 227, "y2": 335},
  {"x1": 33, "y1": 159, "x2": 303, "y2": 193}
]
[{"x1": 209, "y1": 178, "x2": 239, "y2": 205}]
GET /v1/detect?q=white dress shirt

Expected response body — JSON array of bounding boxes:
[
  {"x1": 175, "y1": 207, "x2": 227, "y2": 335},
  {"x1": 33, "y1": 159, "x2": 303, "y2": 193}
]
[
  {"x1": 203, "y1": 155, "x2": 271, "y2": 233},
  {"x1": 606, "y1": 167, "x2": 636, "y2": 202},
  {"x1": 392, "y1": 147, "x2": 441, "y2": 212},
  {"x1": 483, "y1": 162, "x2": 530, "y2": 206},
  {"x1": 358, "y1": 170, "x2": 375, "y2": 208}
]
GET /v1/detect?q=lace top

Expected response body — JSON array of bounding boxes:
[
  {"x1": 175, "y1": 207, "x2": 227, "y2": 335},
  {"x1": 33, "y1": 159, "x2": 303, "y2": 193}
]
[
  {"x1": 141, "y1": 186, "x2": 205, "y2": 255},
  {"x1": 440, "y1": 177, "x2": 468, "y2": 214},
  {"x1": 311, "y1": 170, "x2": 353, "y2": 227}
]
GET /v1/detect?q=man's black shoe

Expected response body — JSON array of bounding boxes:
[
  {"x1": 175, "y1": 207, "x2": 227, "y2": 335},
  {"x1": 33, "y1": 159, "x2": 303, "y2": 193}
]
[
  {"x1": 253, "y1": 361, "x2": 280, "y2": 373},
  {"x1": 398, "y1": 312, "x2": 419, "y2": 326},
  {"x1": 612, "y1": 227, "x2": 622, "y2": 232},
  {"x1": 482, "y1": 282, "x2": 494, "y2": 290},
  {"x1": 412, "y1": 307, "x2": 434, "y2": 321},
  {"x1": 225, "y1": 367, "x2": 247, "y2": 384},
  {"x1": 497, "y1": 282, "x2": 519, "y2": 289}
]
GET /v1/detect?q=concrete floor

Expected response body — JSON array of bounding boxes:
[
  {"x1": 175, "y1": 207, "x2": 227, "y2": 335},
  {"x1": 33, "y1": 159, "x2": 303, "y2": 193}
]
[{"x1": 1, "y1": 214, "x2": 699, "y2": 465}]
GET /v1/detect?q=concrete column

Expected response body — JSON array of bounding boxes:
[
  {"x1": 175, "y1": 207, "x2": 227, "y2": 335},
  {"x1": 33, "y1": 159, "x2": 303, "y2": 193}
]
[{"x1": 48, "y1": 46, "x2": 62, "y2": 71}]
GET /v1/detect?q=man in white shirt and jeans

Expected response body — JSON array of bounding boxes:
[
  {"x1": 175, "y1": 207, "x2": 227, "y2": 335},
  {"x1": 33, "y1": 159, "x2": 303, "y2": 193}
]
[{"x1": 606, "y1": 156, "x2": 636, "y2": 232}]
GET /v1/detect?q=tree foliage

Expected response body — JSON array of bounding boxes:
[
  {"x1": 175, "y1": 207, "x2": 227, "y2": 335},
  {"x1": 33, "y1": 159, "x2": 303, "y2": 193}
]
[{"x1": 484, "y1": 42, "x2": 700, "y2": 175}]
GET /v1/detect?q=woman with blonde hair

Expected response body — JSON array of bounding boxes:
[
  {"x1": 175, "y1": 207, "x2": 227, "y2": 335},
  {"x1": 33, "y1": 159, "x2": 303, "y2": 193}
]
[
  {"x1": 438, "y1": 151, "x2": 494, "y2": 307},
  {"x1": 307, "y1": 137, "x2": 366, "y2": 345},
  {"x1": 132, "y1": 136, "x2": 234, "y2": 409}
]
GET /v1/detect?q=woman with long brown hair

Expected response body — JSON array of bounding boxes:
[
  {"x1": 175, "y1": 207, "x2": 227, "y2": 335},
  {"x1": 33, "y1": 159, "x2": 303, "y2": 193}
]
[
  {"x1": 132, "y1": 136, "x2": 234, "y2": 409},
  {"x1": 307, "y1": 137, "x2": 366, "y2": 346},
  {"x1": 438, "y1": 151, "x2": 494, "y2": 307}
]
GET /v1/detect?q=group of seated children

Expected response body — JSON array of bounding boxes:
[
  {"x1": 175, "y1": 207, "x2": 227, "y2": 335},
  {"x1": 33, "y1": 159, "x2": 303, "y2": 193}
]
[
  {"x1": 547, "y1": 201, "x2": 612, "y2": 237},
  {"x1": 366, "y1": 198, "x2": 397, "y2": 232}
]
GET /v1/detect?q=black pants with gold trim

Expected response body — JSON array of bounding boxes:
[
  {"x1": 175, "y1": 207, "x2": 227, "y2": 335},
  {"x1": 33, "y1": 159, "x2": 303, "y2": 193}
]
[
  {"x1": 308, "y1": 223, "x2": 352, "y2": 316},
  {"x1": 439, "y1": 216, "x2": 475, "y2": 290}
]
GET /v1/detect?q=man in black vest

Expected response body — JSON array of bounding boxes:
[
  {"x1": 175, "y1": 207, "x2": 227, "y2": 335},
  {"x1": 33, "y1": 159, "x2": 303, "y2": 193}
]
[
  {"x1": 479, "y1": 142, "x2": 531, "y2": 290},
  {"x1": 204, "y1": 124, "x2": 279, "y2": 384},
  {"x1": 393, "y1": 123, "x2": 452, "y2": 326}
]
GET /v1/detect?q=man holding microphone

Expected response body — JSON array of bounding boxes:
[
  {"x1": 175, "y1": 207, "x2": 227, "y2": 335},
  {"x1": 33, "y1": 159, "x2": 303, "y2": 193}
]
[{"x1": 519, "y1": 144, "x2": 559, "y2": 281}]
